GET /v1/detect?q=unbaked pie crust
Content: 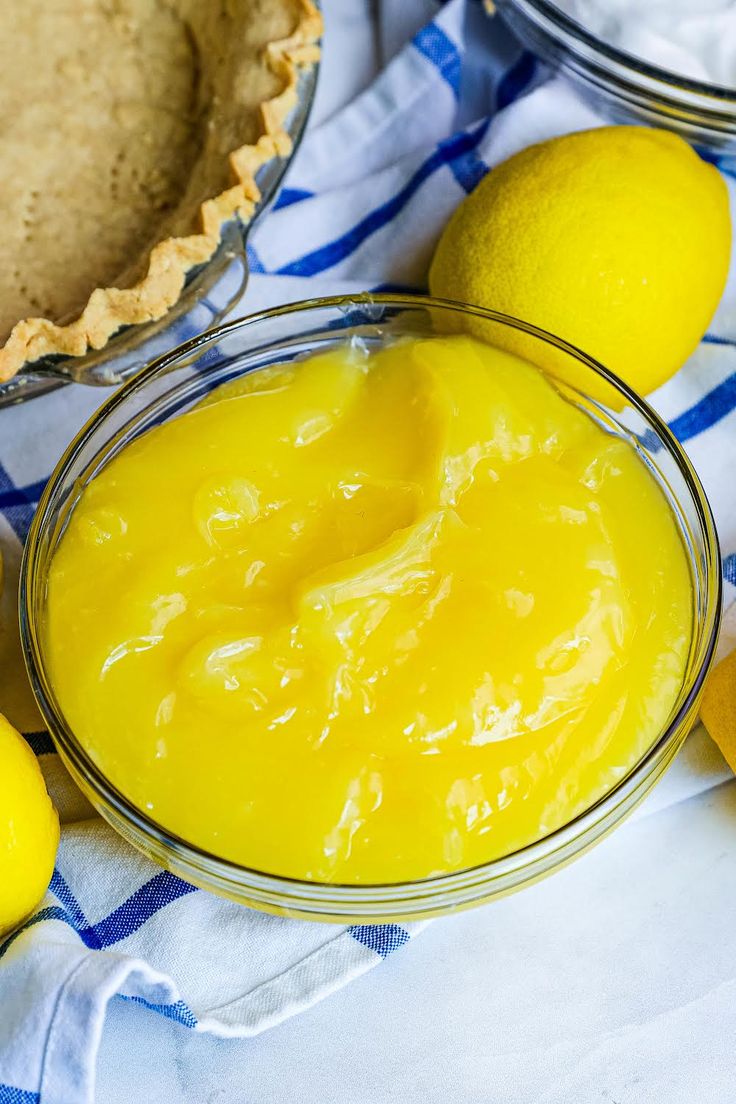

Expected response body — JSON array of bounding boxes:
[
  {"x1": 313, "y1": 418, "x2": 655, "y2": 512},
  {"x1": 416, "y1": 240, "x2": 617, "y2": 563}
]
[{"x1": 0, "y1": 0, "x2": 321, "y2": 382}]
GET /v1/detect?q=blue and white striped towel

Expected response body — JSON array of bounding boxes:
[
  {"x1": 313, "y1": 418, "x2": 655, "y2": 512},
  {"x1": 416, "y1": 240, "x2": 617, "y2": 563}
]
[{"x1": 1, "y1": 1, "x2": 735, "y2": 1100}]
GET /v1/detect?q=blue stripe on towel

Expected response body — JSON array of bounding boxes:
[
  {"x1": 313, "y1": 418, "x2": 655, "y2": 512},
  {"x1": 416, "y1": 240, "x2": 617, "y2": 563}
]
[
  {"x1": 75, "y1": 872, "x2": 198, "y2": 949},
  {"x1": 496, "y1": 51, "x2": 537, "y2": 111},
  {"x1": 274, "y1": 187, "x2": 315, "y2": 210},
  {"x1": 449, "y1": 142, "x2": 488, "y2": 193},
  {"x1": 0, "y1": 1083, "x2": 40, "y2": 1104},
  {"x1": 120, "y1": 995, "x2": 198, "y2": 1029},
  {"x1": 702, "y1": 333, "x2": 736, "y2": 348},
  {"x1": 0, "y1": 879, "x2": 198, "y2": 1028},
  {"x1": 0, "y1": 476, "x2": 46, "y2": 510},
  {"x1": 0, "y1": 868, "x2": 198, "y2": 956},
  {"x1": 668, "y1": 371, "x2": 736, "y2": 443},
  {"x1": 246, "y1": 243, "x2": 267, "y2": 273},
  {"x1": 0, "y1": 463, "x2": 42, "y2": 542},
  {"x1": 413, "y1": 22, "x2": 462, "y2": 97},
  {"x1": 349, "y1": 924, "x2": 411, "y2": 957},
  {"x1": 275, "y1": 123, "x2": 490, "y2": 277},
  {"x1": 49, "y1": 870, "x2": 88, "y2": 930}
]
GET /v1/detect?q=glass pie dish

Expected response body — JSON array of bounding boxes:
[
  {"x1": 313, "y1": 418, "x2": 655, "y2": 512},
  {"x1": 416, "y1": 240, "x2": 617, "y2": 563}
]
[
  {"x1": 20, "y1": 295, "x2": 721, "y2": 922},
  {"x1": 0, "y1": 43, "x2": 319, "y2": 411},
  {"x1": 495, "y1": 0, "x2": 736, "y2": 156}
]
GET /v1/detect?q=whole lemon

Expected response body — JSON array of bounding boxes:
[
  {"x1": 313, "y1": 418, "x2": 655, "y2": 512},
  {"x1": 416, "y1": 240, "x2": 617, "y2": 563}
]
[
  {"x1": 0, "y1": 714, "x2": 59, "y2": 935},
  {"x1": 429, "y1": 127, "x2": 731, "y2": 395}
]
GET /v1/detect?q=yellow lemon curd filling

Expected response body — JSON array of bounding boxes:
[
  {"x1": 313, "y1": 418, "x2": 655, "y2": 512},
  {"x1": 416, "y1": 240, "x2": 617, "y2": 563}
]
[{"x1": 44, "y1": 336, "x2": 692, "y2": 884}]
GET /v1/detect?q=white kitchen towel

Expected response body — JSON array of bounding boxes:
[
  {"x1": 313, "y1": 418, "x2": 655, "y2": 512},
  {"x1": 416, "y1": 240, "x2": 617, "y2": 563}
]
[{"x1": 1, "y1": 1, "x2": 735, "y2": 1101}]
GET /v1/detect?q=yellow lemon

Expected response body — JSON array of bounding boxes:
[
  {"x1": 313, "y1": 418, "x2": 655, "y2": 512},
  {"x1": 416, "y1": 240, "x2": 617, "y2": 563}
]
[
  {"x1": 0, "y1": 714, "x2": 59, "y2": 936},
  {"x1": 701, "y1": 650, "x2": 736, "y2": 774},
  {"x1": 429, "y1": 126, "x2": 731, "y2": 396}
]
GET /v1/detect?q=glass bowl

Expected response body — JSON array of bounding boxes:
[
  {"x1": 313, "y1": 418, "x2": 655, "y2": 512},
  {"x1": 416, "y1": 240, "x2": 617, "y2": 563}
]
[
  {"x1": 20, "y1": 294, "x2": 721, "y2": 923},
  {"x1": 496, "y1": 0, "x2": 736, "y2": 157}
]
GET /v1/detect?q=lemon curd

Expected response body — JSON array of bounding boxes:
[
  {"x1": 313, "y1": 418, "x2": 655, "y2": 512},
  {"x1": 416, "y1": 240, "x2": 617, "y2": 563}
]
[{"x1": 44, "y1": 336, "x2": 692, "y2": 884}]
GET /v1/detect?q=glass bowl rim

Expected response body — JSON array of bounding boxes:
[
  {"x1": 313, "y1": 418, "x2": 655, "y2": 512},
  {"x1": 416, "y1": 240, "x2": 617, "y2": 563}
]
[
  {"x1": 501, "y1": 0, "x2": 736, "y2": 105},
  {"x1": 19, "y1": 292, "x2": 723, "y2": 913}
]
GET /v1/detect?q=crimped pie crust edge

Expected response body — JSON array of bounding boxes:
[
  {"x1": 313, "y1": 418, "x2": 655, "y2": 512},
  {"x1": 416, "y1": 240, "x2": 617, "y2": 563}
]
[{"x1": 0, "y1": 0, "x2": 322, "y2": 384}]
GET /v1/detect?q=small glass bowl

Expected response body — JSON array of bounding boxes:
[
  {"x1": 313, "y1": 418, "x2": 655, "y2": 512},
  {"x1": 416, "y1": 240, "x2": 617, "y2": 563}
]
[
  {"x1": 20, "y1": 295, "x2": 721, "y2": 923},
  {"x1": 496, "y1": 0, "x2": 736, "y2": 156}
]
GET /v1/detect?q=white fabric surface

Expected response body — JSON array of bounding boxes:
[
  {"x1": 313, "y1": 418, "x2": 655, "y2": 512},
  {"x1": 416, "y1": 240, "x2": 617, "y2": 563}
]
[{"x1": 2, "y1": 0, "x2": 736, "y2": 1100}]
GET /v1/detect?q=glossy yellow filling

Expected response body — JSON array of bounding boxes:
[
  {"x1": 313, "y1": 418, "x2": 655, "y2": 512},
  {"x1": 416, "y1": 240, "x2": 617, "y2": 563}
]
[{"x1": 45, "y1": 336, "x2": 692, "y2": 883}]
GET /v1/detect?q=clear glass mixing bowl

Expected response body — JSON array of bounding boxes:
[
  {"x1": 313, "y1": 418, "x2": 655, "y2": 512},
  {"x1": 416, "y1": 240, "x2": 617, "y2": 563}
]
[
  {"x1": 496, "y1": 0, "x2": 736, "y2": 157},
  {"x1": 20, "y1": 294, "x2": 721, "y2": 922}
]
